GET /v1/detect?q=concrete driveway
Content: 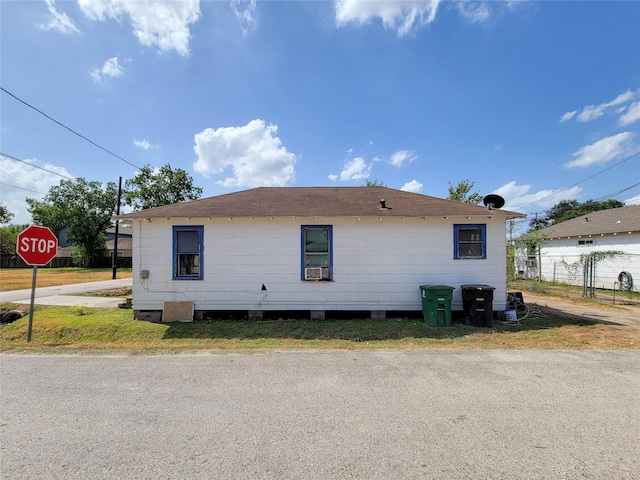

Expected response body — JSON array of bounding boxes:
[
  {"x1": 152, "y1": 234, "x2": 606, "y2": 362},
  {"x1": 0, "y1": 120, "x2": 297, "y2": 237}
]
[{"x1": 1, "y1": 350, "x2": 638, "y2": 479}]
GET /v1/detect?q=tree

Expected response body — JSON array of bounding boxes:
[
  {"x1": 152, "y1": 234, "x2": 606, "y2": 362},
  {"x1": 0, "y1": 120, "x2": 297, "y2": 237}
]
[
  {"x1": 543, "y1": 199, "x2": 580, "y2": 226},
  {"x1": 363, "y1": 179, "x2": 386, "y2": 187},
  {"x1": 26, "y1": 178, "x2": 118, "y2": 266},
  {"x1": 0, "y1": 204, "x2": 14, "y2": 224},
  {"x1": 124, "y1": 163, "x2": 203, "y2": 210},
  {"x1": 447, "y1": 179, "x2": 483, "y2": 204},
  {"x1": 528, "y1": 212, "x2": 552, "y2": 231},
  {"x1": 0, "y1": 224, "x2": 29, "y2": 257},
  {"x1": 531, "y1": 199, "x2": 625, "y2": 229}
]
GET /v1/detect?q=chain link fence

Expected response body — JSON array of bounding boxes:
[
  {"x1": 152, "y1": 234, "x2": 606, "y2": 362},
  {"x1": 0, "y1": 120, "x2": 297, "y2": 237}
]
[
  {"x1": 509, "y1": 251, "x2": 639, "y2": 304},
  {"x1": 540, "y1": 253, "x2": 637, "y2": 289}
]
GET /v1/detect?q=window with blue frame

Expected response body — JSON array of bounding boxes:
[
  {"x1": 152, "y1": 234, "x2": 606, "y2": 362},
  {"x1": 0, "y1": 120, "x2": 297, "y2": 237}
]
[
  {"x1": 301, "y1": 225, "x2": 332, "y2": 280},
  {"x1": 454, "y1": 224, "x2": 486, "y2": 259},
  {"x1": 173, "y1": 226, "x2": 204, "y2": 280}
]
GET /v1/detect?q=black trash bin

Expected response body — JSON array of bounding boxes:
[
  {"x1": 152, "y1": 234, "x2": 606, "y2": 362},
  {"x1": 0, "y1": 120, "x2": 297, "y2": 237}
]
[{"x1": 460, "y1": 284, "x2": 495, "y2": 327}]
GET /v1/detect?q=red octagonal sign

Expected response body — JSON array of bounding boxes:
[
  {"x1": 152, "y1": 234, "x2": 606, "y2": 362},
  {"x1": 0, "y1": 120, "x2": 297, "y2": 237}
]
[{"x1": 16, "y1": 226, "x2": 58, "y2": 266}]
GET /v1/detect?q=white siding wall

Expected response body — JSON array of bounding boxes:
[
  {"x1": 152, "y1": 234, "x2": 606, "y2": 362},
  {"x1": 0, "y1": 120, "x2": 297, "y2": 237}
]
[
  {"x1": 540, "y1": 233, "x2": 640, "y2": 287},
  {"x1": 131, "y1": 216, "x2": 509, "y2": 312}
]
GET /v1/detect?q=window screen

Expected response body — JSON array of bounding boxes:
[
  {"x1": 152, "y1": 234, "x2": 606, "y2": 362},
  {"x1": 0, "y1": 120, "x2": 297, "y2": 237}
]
[
  {"x1": 173, "y1": 226, "x2": 203, "y2": 280},
  {"x1": 454, "y1": 224, "x2": 486, "y2": 259},
  {"x1": 302, "y1": 226, "x2": 332, "y2": 278}
]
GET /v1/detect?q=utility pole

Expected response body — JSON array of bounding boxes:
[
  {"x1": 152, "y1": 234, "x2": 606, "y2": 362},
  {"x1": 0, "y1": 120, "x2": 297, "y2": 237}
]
[{"x1": 112, "y1": 176, "x2": 122, "y2": 280}]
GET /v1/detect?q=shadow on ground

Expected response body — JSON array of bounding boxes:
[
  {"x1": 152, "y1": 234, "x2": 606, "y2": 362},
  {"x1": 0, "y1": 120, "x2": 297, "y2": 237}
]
[{"x1": 161, "y1": 310, "x2": 605, "y2": 342}]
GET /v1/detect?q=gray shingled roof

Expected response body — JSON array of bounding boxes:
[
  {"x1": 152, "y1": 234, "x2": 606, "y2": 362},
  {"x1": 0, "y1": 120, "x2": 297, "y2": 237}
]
[
  {"x1": 118, "y1": 187, "x2": 524, "y2": 220},
  {"x1": 538, "y1": 205, "x2": 640, "y2": 239}
]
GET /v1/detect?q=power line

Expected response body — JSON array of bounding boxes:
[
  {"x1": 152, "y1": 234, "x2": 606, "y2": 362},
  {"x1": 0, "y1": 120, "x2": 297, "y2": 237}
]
[
  {"x1": 510, "y1": 181, "x2": 640, "y2": 228},
  {"x1": 1, "y1": 152, "x2": 75, "y2": 180},
  {"x1": 519, "y1": 151, "x2": 639, "y2": 210},
  {"x1": 0, "y1": 168, "x2": 46, "y2": 192},
  {"x1": 592, "y1": 182, "x2": 640, "y2": 202},
  {"x1": 0, "y1": 181, "x2": 45, "y2": 195},
  {"x1": 1, "y1": 86, "x2": 143, "y2": 171}
]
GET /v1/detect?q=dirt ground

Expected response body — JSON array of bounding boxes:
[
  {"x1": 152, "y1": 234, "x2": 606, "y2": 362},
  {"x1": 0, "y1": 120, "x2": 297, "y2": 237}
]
[
  {"x1": 519, "y1": 291, "x2": 639, "y2": 327},
  {"x1": 0, "y1": 268, "x2": 132, "y2": 292}
]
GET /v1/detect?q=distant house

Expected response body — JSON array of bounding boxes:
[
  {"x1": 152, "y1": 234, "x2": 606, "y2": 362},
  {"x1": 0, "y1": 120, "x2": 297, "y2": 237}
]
[
  {"x1": 118, "y1": 187, "x2": 524, "y2": 321},
  {"x1": 536, "y1": 205, "x2": 640, "y2": 289},
  {"x1": 106, "y1": 226, "x2": 133, "y2": 260},
  {"x1": 56, "y1": 226, "x2": 133, "y2": 261}
]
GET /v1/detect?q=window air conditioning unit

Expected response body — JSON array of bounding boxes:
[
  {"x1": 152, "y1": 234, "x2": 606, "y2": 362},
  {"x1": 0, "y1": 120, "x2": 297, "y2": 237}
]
[{"x1": 304, "y1": 267, "x2": 323, "y2": 280}]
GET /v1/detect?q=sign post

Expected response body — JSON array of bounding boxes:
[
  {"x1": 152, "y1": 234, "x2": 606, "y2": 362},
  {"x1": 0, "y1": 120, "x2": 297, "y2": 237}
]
[
  {"x1": 16, "y1": 226, "x2": 58, "y2": 342},
  {"x1": 27, "y1": 266, "x2": 38, "y2": 342}
]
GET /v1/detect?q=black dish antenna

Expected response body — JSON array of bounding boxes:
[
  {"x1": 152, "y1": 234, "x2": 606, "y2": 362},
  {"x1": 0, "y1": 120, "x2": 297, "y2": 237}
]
[{"x1": 483, "y1": 194, "x2": 505, "y2": 210}]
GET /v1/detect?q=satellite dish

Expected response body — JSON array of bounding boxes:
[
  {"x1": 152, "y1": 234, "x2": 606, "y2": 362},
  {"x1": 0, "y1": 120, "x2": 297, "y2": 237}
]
[{"x1": 483, "y1": 194, "x2": 505, "y2": 210}]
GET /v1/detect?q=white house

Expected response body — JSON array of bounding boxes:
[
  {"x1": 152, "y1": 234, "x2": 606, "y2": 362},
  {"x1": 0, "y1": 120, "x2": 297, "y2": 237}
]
[
  {"x1": 119, "y1": 187, "x2": 524, "y2": 321},
  {"x1": 536, "y1": 205, "x2": 640, "y2": 290}
]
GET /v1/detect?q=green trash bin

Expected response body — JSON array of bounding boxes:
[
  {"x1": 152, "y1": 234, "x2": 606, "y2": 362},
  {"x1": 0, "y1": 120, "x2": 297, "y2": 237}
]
[{"x1": 420, "y1": 285, "x2": 454, "y2": 326}]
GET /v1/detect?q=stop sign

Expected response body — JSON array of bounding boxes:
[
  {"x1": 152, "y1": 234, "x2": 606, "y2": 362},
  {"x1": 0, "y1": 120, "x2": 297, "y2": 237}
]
[{"x1": 16, "y1": 226, "x2": 58, "y2": 266}]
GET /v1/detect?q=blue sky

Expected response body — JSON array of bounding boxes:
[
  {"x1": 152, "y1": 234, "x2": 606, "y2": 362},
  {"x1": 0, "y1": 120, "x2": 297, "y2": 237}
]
[{"x1": 1, "y1": 0, "x2": 639, "y2": 230}]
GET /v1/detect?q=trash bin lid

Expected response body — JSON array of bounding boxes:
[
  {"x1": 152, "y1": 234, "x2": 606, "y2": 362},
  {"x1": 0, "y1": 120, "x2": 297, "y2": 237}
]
[
  {"x1": 460, "y1": 284, "x2": 495, "y2": 290},
  {"x1": 420, "y1": 285, "x2": 455, "y2": 290}
]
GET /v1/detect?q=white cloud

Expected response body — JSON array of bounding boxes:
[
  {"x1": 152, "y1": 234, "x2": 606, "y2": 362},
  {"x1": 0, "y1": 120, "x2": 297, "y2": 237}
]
[
  {"x1": 457, "y1": 2, "x2": 491, "y2": 24},
  {"x1": 492, "y1": 181, "x2": 582, "y2": 212},
  {"x1": 389, "y1": 150, "x2": 417, "y2": 167},
  {"x1": 625, "y1": 194, "x2": 640, "y2": 206},
  {"x1": 90, "y1": 57, "x2": 124, "y2": 83},
  {"x1": 565, "y1": 132, "x2": 636, "y2": 168},
  {"x1": 559, "y1": 110, "x2": 577, "y2": 123},
  {"x1": 339, "y1": 157, "x2": 371, "y2": 181},
  {"x1": 133, "y1": 138, "x2": 158, "y2": 150},
  {"x1": 39, "y1": 0, "x2": 81, "y2": 34},
  {"x1": 193, "y1": 119, "x2": 297, "y2": 188},
  {"x1": 401, "y1": 180, "x2": 423, "y2": 193},
  {"x1": 231, "y1": 0, "x2": 257, "y2": 36},
  {"x1": 561, "y1": 89, "x2": 638, "y2": 124},
  {"x1": 619, "y1": 101, "x2": 640, "y2": 126},
  {"x1": 328, "y1": 174, "x2": 338, "y2": 181},
  {"x1": 0, "y1": 156, "x2": 74, "y2": 225},
  {"x1": 78, "y1": 0, "x2": 201, "y2": 56},
  {"x1": 335, "y1": 0, "x2": 441, "y2": 36}
]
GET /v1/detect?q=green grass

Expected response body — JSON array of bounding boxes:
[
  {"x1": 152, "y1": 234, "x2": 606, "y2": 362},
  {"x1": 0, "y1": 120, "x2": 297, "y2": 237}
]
[{"x1": 1, "y1": 305, "x2": 638, "y2": 353}]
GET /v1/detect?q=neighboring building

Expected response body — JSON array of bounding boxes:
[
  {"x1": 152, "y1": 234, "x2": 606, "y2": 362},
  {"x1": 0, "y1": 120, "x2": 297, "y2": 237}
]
[
  {"x1": 536, "y1": 205, "x2": 640, "y2": 289},
  {"x1": 118, "y1": 187, "x2": 524, "y2": 321},
  {"x1": 56, "y1": 226, "x2": 133, "y2": 260},
  {"x1": 106, "y1": 226, "x2": 133, "y2": 260}
]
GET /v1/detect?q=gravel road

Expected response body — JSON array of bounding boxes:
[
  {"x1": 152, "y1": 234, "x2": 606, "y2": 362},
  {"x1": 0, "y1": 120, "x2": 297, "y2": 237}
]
[{"x1": 1, "y1": 350, "x2": 639, "y2": 479}]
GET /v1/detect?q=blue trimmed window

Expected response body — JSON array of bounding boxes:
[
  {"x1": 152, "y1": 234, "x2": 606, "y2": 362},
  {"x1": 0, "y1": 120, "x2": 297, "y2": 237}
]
[
  {"x1": 173, "y1": 226, "x2": 204, "y2": 280},
  {"x1": 301, "y1": 225, "x2": 333, "y2": 280},
  {"x1": 454, "y1": 224, "x2": 486, "y2": 259}
]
